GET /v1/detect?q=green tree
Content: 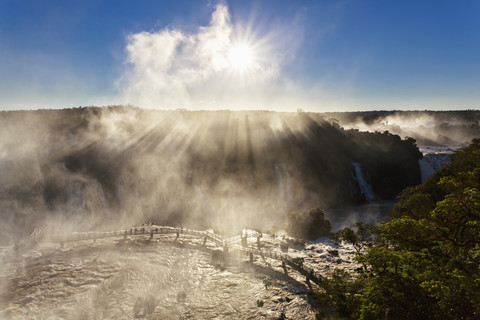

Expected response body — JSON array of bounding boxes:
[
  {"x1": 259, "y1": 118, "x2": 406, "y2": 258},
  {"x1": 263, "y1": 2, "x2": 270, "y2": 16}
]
[
  {"x1": 288, "y1": 208, "x2": 332, "y2": 240},
  {"x1": 319, "y1": 139, "x2": 480, "y2": 320}
]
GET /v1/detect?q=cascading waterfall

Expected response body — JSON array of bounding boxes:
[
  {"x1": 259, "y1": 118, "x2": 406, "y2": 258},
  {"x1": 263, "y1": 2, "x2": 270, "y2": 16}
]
[
  {"x1": 274, "y1": 164, "x2": 292, "y2": 209},
  {"x1": 89, "y1": 180, "x2": 110, "y2": 215},
  {"x1": 284, "y1": 168, "x2": 292, "y2": 206},
  {"x1": 65, "y1": 180, "x2": 84, "y2": 214},
  {"x1": 62, "y1": 179, "x2": 111, "y2": 218},
  {"x1": 351, "y1": 162, "x2": 375, "y2": 201},
  {"x1": 418, "y1": 152, "x2": 453, "y2": 183},
  {"x1": 193, "y1": 184, "x2": 215, "y2": 217}
]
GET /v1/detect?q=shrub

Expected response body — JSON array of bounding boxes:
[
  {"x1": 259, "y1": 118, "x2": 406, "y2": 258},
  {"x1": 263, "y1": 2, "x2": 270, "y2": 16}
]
[{"x1": 287, "y1": 208, "x2": 332, "y2": 240}]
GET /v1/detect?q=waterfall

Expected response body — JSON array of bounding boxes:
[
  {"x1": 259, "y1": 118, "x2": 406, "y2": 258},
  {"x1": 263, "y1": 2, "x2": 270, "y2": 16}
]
[
  {"x1": 64, "y1": 180, "x2": 84, "y2": 215},
  {"x1": 418, "y1": 153, "x2": 453, "y2": 183},
  {"x1": 352, "y1": 162, "x2": 375, "y2": 201},
  {"x1": 274, "y1": 165, "x2": 285, "y2": 205},
  {"x1": 284, "y1": 168, "x2": 292, "y2": 206},
  {"x1": 194, "y1": 184, "x2": 215, "y2": 217},
  {"x1": 274, "y1": 164, "x2": 292, "y2": 209},
  {"x1": 89, "y1": 180, "x2": 110, "y2": 215}
]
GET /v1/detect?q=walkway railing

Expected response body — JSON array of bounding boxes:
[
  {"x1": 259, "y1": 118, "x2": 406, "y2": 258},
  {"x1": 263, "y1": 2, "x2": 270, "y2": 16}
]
[{"x1": 48, "y1": 225, "x2": 322, "y2": 286}]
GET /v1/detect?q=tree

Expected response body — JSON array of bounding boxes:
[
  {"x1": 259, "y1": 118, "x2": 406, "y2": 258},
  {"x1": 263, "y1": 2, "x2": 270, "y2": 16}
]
[
  {"x1": 287, "y1": 208, "x2": 332, "y2": 240},
  {"x1": 319, "y1": 139, "x2": 480, "y2": 320}
]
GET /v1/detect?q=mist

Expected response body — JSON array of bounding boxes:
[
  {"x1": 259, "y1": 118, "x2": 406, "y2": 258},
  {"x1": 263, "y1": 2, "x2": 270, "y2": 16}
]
[
  {"x1": 116, "y1": 3, "x2": 288, "y2": 110},
  {"x1": 326, "y1": 110, "x2": 480, "y2": 146},
  {"x1": 0, "y1": 107, "x2": 425, "y2": 245}
]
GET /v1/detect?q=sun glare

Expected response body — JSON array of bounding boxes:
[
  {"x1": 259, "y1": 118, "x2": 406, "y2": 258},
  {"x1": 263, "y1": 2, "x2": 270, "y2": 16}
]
[{"x1": 228, "y1": 43, "x2": 254, "y2": 72}]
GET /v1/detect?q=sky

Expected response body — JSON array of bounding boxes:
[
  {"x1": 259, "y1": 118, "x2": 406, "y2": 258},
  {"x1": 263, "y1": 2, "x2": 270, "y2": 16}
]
[{"x1": 0, "y1": 0, "x2": 479, "y2": 111}]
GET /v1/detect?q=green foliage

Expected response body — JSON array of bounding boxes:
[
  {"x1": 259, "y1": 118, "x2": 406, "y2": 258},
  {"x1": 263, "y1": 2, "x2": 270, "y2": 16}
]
[
  {"x1": 335, "y1": 222, "x2": 379, "y2": 271},
  {"x1": 318, "y1": 139, "x2": 480, "y2": 320},
  {"x1": 335, "y1": 223, "x2": 378, "y2": 254},
  {"x1": 315, "y1": 269, "x2": 364, "y2": 320},
  {"x1": 287, "y1": 208, "x2": 332, "y2": 240}
]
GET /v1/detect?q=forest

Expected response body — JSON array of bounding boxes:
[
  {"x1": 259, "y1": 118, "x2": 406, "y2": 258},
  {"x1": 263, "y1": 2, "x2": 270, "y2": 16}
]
[{"x1": 318, "y1": 139, "x2": 480, "y2": 319}]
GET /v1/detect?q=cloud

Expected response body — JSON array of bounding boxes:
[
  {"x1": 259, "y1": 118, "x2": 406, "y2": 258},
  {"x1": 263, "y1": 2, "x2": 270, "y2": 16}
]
[{"x1": 116, "y1": 3, "x2": 296, "y2": 110}]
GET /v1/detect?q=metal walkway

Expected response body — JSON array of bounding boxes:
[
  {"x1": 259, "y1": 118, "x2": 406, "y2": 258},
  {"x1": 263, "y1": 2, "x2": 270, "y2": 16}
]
[{"x1": 49, "y1": 225, "x2": 323, "y2": 286}]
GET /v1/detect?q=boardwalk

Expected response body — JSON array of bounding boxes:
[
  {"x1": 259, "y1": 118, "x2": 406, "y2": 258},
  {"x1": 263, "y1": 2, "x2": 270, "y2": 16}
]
[{"x1": 48, "y1": 225, "x2": 323, "y2": 286}]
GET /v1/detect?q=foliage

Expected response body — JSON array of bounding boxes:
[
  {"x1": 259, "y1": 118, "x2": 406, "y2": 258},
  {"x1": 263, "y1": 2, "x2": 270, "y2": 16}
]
[
  {"x1": 318, "y1": 139, "x2": 480, "y2": 320},
  {"x1": 287, "y1": 208, "x2": 332, "y2": 240},
  {"x1": 315, "y1": 269, "x2": 364, "y2": 320},
  {"x1": 335, "y1": 222, "x2": 378, "y2": 271}
]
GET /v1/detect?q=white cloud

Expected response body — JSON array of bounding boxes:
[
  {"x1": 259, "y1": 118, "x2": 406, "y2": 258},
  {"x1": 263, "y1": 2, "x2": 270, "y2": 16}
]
[{"x1": 116, "y1": 3, "x2": 290, "y2": 110}]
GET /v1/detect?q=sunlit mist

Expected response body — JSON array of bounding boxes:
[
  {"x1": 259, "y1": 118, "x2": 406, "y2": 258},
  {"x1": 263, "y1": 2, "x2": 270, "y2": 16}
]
[
  {"x1": 117, "y1": 3, "x2": 289, "y2": 109},
  {"x1": 2, "y1": 0, "x2": 480, "y2": 318}
]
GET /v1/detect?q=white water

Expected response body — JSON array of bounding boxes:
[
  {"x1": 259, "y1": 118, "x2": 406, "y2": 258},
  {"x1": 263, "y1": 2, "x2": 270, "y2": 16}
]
[
  {"x1": 193, "y1": 184, "x2": 215, "y2": 219},
  {"x1": 351, "y1": 162, "x2": 375, "y2": 201},
  {"x1": 0, "y1": 231, "x2": 359, "y2": 319},
  {"x1": 418, "y1": 147, "x2": 455, "y2": 183},
  {"x1": 327, "y1": 201, "x2": 396, "y2": 232},
  {"x1": 274, "y1": 164, "x2": 292, "y2": 209}
]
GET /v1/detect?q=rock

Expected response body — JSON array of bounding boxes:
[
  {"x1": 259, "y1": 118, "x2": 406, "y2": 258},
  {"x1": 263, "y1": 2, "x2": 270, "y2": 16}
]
[{"x1": 327, "y1": 249, "x2": 339, "y2": 257}]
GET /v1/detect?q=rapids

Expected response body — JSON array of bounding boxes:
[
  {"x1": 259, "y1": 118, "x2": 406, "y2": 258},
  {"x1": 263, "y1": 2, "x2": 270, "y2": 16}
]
[{"x1": 0, "y1": 231, "x2": 358, "y2": 319}]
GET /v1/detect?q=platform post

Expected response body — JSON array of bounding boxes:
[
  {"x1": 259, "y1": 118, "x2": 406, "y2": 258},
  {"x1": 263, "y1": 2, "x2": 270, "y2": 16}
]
[{"x1": 282, "y1": 260, "x2": 288, "y2": 275}]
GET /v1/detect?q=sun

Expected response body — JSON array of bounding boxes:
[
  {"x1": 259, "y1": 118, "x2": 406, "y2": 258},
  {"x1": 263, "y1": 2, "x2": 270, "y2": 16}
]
[{"x1": 228, "y1": 43, "x2": 255, "y2": 72}]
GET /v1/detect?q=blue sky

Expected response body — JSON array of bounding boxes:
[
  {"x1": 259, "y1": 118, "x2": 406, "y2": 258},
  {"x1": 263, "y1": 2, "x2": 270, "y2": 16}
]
[{"x1": 0, "y1": 0, "x2": 479, "y2": 111}]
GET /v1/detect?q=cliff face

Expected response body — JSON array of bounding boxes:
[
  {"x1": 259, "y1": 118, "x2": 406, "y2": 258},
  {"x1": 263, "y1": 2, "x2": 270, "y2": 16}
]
[{"x1": 0, "y1": 107, "x2": 422, "y2": 243}]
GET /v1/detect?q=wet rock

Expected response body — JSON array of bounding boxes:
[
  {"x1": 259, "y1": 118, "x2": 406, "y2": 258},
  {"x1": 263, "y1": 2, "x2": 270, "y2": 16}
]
[{"x1": 327, "y1": 249, "x2": 339, "y2": 257}]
